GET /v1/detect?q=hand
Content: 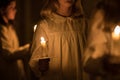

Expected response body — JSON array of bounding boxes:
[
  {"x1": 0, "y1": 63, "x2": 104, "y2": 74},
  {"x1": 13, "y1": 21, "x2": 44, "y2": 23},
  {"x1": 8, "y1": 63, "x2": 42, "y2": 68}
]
[
  {"x1": 38, "y1": 58, "x2": 50, "y2": 73},
  {"x1": 19, "y1": 43, "x2": 30, "y2": 51},
  {"x1": 17, "y1": 43, "x2": 30, "y2": 58}
]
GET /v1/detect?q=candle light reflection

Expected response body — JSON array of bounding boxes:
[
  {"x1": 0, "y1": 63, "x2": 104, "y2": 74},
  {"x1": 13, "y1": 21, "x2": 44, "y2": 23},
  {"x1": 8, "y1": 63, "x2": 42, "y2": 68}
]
[{"x1": 34, "y1": 24, "x2": 37, "y2": 32}]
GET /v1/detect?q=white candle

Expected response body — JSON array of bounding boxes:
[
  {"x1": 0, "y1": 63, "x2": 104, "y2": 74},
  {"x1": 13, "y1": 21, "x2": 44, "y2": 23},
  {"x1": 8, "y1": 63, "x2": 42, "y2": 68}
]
[
  {"x1": 112, "y1": 25, "x2": 120, "y2": 40},
  {"x1": 40, "y1": 37, "x2": 46, "y2": 47}
]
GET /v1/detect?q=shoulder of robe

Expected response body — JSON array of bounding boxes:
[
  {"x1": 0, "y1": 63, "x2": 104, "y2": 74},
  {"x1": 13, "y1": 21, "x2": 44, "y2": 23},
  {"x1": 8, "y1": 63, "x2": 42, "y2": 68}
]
[
  {"x1": 0, "y1": 24, "x2": 8, "y2": 34},
  {"x1": 35, "y1": 18, "x2": 49, "y2": 31}
]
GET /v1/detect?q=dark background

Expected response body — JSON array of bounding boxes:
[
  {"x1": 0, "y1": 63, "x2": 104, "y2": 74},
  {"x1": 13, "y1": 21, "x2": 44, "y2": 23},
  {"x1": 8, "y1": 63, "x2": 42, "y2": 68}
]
[{"x1": 15, "y1": 0, "x2": 101, "y2": 45}]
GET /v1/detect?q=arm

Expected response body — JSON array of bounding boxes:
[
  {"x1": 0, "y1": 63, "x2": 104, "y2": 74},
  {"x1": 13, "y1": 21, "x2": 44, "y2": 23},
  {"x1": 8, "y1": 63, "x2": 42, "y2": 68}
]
[
  {"x1": 0, "y1": 26, "x2": 30, "y2": 61},
  {"x1": 29, "y1": 20, "x2": 48, "y2": 78},
  {"x1": 0, "y1": 44, "x2": 30, "y2": 61}
]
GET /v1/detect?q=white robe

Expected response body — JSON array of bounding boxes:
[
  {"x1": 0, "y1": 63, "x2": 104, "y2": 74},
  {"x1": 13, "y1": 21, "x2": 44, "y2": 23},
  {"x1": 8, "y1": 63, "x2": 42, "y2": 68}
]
[
  {"x1": 29, "y1": 13, "x2": 87, "y2": 80},
  {"x1": 0, "y1": 24, "x2": 27, "y2": 80}
]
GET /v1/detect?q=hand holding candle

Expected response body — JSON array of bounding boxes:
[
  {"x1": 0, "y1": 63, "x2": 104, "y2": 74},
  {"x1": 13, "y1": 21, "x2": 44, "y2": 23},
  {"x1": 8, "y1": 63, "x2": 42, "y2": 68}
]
[{"x1": 39, "y1": 57, "x2": 50, "y2": 76}]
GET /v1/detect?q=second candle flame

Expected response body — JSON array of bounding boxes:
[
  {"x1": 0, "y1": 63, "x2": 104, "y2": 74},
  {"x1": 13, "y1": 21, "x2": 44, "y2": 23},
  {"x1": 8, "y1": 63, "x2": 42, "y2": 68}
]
[{"x1": 112, "y1": 25, "x2": 120, "y2": 40}]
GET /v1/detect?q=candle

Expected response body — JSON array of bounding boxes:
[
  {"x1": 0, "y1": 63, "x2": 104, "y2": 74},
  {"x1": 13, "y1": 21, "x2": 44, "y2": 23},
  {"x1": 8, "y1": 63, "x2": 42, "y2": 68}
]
[
  {"x1": 40, "y1": 37, "x2": 46, "y2": 48},
  {"x1": 112, "y1": 25, "x2": 120, "y2": 40},
  {"x1": 34, "y1": 24, "x2": 37, "y2": 32},
  {"x1": 39, "y1": 37, "x2": 50, "y2": 76},
  {"x1": 40, "y1": 36, "x2": 48, "y2": 57},
  {"x1": 111, "y1": 25, "x2": 120, "y2": 59}
]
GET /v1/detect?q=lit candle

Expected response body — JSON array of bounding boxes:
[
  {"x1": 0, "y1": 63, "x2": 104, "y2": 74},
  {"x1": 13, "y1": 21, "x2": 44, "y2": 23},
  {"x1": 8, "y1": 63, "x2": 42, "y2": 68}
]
[
  {"x1": 34, "y1": 24, "x2": 37, "y2": 32},
  {"x1": 111, "y1": 25, "x2": 120, "y2": 59},
  {"x1": 40, "y1": 36, "x2": 48, "y2": 57},
  {"x1": 40, "y1": 37, "x2": 46, "y2": 48},
  {"x1": 112, "y1": 25, "x2": 120, "y2": 40}
]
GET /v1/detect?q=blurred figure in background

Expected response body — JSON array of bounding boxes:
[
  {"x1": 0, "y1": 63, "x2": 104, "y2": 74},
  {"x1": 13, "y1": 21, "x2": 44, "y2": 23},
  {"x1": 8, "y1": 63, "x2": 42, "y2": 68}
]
[
  {"x1": 81, "y1": 0, "x2": 102, "y2": 19},
  {"x1": 29, "y1": 0, "x2": 89, "y2": 80},
  {"x1": 0, "y1": 0, "x2": 30, "y2": 80},
  {"x1": 83, "y1": 0, "x2": 120, "y2": 80}
]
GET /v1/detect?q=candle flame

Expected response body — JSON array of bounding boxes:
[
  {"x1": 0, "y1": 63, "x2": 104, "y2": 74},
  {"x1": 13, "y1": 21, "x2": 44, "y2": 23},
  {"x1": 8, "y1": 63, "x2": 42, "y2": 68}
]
[
  {"x1": 41, "y1": 37, "x2": 45, "y2": 42},
  {"x1": 40, "y1": 37, "x2": 46, "y2": 47},
  {"x1": 112, "y1": 25, "x2": 120, "y2": 40},
  {"x1": 114, "y1": 25, "x2": 120, "y2": 35}
]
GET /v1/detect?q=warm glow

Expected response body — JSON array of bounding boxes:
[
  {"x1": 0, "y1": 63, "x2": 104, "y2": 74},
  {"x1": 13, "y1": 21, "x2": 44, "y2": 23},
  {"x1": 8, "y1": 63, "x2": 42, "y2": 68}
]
[
  {"x1": 40, "y1": 37, "x2": 46, "y2": 47},
  {"x1": 112, "y1": 25, "x2": 120, "y2": 40},
  {"x1": 34, "y1": 24, "x2": 37, "y2": 32}
]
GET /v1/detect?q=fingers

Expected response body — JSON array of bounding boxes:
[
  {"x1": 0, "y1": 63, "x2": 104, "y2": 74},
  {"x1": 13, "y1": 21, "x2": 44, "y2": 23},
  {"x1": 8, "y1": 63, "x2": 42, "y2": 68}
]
[{"x1": 18, "y1": 43, "x2": 30, "y2": 51}]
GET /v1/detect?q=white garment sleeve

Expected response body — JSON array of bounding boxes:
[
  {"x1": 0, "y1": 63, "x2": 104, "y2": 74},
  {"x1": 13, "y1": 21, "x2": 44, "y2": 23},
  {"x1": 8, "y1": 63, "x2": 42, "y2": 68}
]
[{"x1": 29, "y1": 20, "x2": 48, "y2": 78}]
